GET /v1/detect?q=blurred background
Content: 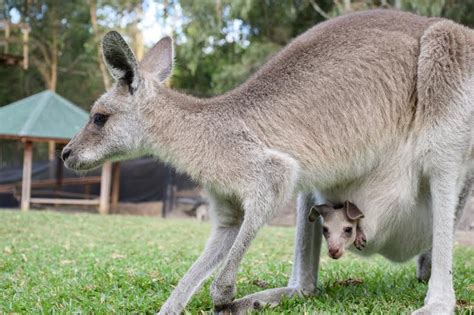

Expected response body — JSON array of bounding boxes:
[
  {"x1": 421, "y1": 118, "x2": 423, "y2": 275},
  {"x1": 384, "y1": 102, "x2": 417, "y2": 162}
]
[
  {"x1": 2, "y1": 0, "x2": 474, "y2": 108},
  {"x1": 0, "y1": 0, "x2": 473, "y2": 229}
]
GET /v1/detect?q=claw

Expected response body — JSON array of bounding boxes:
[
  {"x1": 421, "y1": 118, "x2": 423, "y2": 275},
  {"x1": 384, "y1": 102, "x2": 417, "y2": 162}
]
[
  {"x1": 213, "y1": 304, "x2": 233, "y2": 315},
  {"x1": 253, "y1": 300, "x2": 262, "y2": 310},
  {"x1": 354, "y1": 237, "x2": 365, "y2": 250}
]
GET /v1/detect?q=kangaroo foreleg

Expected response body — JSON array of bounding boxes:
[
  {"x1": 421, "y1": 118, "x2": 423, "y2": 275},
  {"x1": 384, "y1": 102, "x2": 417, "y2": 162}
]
[
  {"x1": 158, "y1": 194, "x2": 242, "y2": 315},
  {"x1": 215, "y1": 192, "x2": 323, "y2": 314}
]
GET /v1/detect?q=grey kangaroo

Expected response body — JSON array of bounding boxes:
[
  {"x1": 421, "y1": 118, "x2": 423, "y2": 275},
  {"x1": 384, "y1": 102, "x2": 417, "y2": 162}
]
[{"x1": 62, "y1": 9, "x2": 474, "y2": 314}]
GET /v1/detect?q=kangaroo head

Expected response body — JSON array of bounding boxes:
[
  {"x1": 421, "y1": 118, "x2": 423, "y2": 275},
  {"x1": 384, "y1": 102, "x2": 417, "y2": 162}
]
[{"x1": 62, "y1": 31, "x2": 174, "y2": 170}]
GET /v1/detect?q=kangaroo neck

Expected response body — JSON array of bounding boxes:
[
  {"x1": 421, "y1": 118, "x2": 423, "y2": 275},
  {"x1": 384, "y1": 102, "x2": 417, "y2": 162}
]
[{"x1": 143, "y1": 87, "x2": 243, "y2": 179}]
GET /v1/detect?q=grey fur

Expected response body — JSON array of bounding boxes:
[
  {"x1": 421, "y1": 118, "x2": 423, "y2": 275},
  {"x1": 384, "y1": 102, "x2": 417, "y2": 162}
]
[
  {"x1": 62, "y1": 9, "x2": 474, "y2": 314},
  {"x1": 416, "y1": 170, "x2": 473, "y2": 282}
]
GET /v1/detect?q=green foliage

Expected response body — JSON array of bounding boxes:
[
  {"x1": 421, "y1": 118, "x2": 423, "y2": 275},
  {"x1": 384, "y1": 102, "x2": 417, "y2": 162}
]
[
  {"x1": 1, "y1": 0, "x2": 474, "y2": 103},
  {"x1": 210, "y1": 41, "x2": 280, "y2": 94},
  {"x1": 167, "y1": 0, "x2": 474, "y2": 96},
  {"x1": 0, "y1": 210, "x2": 473, "y2": 313},
  {"x1": 443, "y1": 0, "x2": 474, "y2": 28},
  {"x1": 401, "y1": 0, "x2": 446, "y2": 16},
  {"x1": 173, "y1": 0, "x2": 332, "y2": 96},
  {"x1": 3, "y1": 0, "x2": 103, "y2": 109}
]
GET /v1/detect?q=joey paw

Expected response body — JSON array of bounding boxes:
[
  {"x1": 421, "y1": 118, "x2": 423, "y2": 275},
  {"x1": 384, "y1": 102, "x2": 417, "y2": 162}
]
[{"x1": 354, "y1": 234, "x2": 367, "y2": 250}]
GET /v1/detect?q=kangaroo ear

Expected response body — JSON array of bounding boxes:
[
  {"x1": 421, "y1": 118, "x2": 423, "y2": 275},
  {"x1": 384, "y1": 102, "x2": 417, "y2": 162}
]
[
  {"x1": 102, "y1": 31, "x2": 140, "y2": 94},
  {"x1": 344, "y1": 201, "x2": 364, "y2": 221},
  {"x1": 308, "y1": 204, "x2": 330, "y2": 222},
  {"x1": 140, "y1": 36, "x2": 174, "y2": 82}
]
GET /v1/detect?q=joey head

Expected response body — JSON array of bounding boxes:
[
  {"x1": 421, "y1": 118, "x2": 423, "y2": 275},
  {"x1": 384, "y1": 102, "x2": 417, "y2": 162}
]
[{"x1": 309, "y1": 201, "x2": 366, "y2": 259}]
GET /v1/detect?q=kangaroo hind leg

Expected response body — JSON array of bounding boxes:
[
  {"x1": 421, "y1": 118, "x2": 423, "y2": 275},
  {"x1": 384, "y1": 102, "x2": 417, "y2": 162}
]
[{"x1": 414, "y1": 20, "x2": 474, "y2": 314}]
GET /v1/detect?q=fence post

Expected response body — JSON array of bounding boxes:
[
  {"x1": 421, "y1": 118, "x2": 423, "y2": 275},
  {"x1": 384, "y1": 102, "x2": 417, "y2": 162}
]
[
  {"x1": 99, "y1": 161, "x2": 112, "y2": 214},
  {"x1": 162, "y1": 167, "x2": 174, "y2": 218},
  {"x1": 21, "y1": 141, "x2": 33, "y2": 211}
]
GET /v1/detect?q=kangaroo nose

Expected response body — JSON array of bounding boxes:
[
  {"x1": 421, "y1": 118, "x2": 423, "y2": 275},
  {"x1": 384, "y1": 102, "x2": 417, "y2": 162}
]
[{"x1": 61, "y1": 148, "x2": 71, "y2": 161}]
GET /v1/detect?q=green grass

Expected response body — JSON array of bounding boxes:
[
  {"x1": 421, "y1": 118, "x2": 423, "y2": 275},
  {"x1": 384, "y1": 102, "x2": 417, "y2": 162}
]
[{"x1": 0, "y1": 210, "x2": 472, "y2": 314}]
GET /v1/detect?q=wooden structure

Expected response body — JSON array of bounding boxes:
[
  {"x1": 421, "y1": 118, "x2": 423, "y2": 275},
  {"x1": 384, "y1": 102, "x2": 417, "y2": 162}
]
[
  {"x1": 0, "y1": 90, "x2": 119, "y2": 213},
  {"x1": 0, "y1": 21, "x2": 29, "y2": 69}
]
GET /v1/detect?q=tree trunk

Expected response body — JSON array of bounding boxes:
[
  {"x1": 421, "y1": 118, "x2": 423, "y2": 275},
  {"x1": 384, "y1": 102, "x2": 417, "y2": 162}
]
[
  {"x1": 343, "y1": 0, "x2": 351, "y2": 12},
  {"x1": 130, "y1": 4, "x2": 144, "y2": 60},
  {"x1": 90, "y1": 0, "x2": 112, "y2": 89},
  {"x1": 395, "y1": 0, "x2": 402, "y2": 9},
  {"x1": 49, "y1": 32, "x2": 58, "y2": 91},
  {"x1": 49, "y1": 4, "x2": 58, "y2": 91},
  {"x1": 31, "y1": 3, "x2": 59, "y2": 91}
]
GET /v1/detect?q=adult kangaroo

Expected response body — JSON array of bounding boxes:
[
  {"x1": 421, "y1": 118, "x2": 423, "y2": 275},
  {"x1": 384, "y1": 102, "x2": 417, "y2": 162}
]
[{"x1": 62, "y1": 9, "x2": 474, "y2": 314}]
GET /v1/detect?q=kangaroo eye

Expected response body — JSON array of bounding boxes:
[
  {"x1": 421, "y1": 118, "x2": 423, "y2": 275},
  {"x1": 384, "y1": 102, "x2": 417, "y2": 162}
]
[
  {"x1": 322, "y1": 227, "x2": 329, "y2": 235},
  {"x1": 93, "y1": 113, "x2": 108, "y2": 126},
  {"x1": 344, "y1": 227, "x2": 353, "y2": 235}
]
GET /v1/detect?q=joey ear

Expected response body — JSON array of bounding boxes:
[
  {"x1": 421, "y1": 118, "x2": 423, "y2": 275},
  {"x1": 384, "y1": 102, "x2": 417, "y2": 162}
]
[
  {"x1": 102, "y1": 31, "x2": 140, "y2": 94},
  {"x1": 308, "y1": 204, "x2": 330, "y2": 222},
  {"x1": 308, "y1": 206, "x2": 320, "y2": 222},
  {"x1": 140, "y1": 36, "x2": 174, "y2": 82},
  {"x1": 344, "y1": 201, "x2": 364, "y2": 221}
]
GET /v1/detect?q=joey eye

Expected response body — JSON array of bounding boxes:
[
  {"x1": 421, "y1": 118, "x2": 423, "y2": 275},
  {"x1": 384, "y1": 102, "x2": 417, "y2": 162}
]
[
  {"x1": 343, "y1": 227, "x2": 353, "y2": 235},
  {"x1": 93, "y1": 113, "x2": 108, "y2": 126},
  {"x1": 322, "y1": 227, "x2": 329, "y2": 235}
]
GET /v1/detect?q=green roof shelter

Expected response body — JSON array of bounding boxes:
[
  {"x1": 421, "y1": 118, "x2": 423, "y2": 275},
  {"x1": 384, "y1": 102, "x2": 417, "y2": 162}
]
[
  {"x1": 0, "y1": 90, "x2": 88, "y2": 141},
  {"x1": 0, "y1": 90, "x2": 118, "y2": 213}
]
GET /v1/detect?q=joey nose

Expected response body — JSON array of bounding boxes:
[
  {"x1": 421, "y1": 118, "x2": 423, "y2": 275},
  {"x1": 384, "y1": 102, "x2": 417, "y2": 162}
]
[
  {"x1": 329, "y1": 248, "x2": 342, "y2": 259},
  {"x1": 61, "y1": 148, "x2": 71, "y2": 161}
]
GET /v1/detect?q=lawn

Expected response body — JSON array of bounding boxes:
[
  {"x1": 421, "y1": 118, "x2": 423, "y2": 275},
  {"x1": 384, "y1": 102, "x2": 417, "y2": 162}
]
[{"x1": 0, "y1": 210, "x2": 472, "y2": 314}]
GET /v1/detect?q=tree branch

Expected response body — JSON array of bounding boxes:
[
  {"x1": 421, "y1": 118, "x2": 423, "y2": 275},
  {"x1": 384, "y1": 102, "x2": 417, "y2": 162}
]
[
  {"x1": 57, "y1": 66, "x2": 88, "y2": 76},
  {"x1": 31, "y1": 55, "x2": 51, "y2": 87},
  {"x1": 30, "y1": 37, "x2": 52, "y2": 65},
  {"x1": 89, "y1": 0, "x2": 112, "y2": 89},
  {"x1": 309, "y1": 0, "x2": 330, "y2": 19},
  {"x1": 62, "y1": 55, "x2": 84, "y2": 73}
]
